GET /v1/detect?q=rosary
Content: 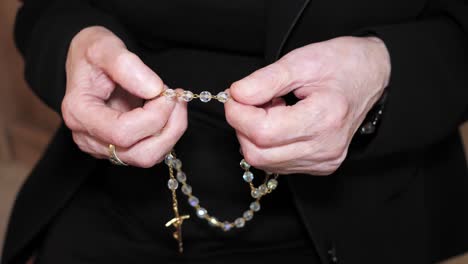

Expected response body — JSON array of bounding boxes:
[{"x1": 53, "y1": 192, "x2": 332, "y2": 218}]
[{"x1": 161, "y1": 88, "x2": 280, "y2": 253}]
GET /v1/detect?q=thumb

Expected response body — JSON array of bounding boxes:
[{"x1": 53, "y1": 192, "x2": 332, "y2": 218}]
[
  {"x1": 230, "y1": 61, "x2": 294, "y2": 105},
  {"x1": 86, "y1": 36, "x2": 164, "y2": 100}
]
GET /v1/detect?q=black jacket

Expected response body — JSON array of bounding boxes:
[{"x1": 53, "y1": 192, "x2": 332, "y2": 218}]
[{"x1": 3, "y1": 0, "x2": 468, "y2": 263}]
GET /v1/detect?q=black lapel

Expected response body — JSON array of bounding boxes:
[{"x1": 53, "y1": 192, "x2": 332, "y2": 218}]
[{"x1": 265, "y1": 0, "x2": 310, "y2": 62}]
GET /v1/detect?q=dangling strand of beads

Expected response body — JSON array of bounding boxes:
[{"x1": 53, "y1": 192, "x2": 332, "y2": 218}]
[
  {"x1": 164, "y1": 153, "x2": 190, "y2": 253},
  {"x1": 161, "y1": 88, "x2": 279, "y2": 252},
  {"x1": 165, "y1": 153, "x2": 279, "y2": 232}
]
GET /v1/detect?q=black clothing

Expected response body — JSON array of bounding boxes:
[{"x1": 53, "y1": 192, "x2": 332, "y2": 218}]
[
  {"x1": 32, "y1": 2, "x2": 315, "y2": 262},
  {"x1": 3, "y1": 0, "x2": 468, "y2": 263}
]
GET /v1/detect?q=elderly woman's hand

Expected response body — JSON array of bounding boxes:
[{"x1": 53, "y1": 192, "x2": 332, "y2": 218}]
[
  {"x1": 62, "y1": 26, "x2": 187, "y2": 168},
  {"x1": 225, "y1": 36, "x2": 391, "y2": 175}
]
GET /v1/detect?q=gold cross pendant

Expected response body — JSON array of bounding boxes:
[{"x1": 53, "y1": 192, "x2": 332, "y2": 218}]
[{"x1": 165, "y1": 214, "x2": 190, "y2": 253}]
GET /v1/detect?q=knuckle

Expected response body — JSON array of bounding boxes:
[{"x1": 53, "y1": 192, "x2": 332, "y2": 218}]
[
  {"x1": 72, "y1": 133, "x2": 87, "y2": 152},
  {"x1": 326, "y1": 149, "x2": 344, "y2": 161},
  {"x1": 268, "y1": 62, "x2": 290, "y2": 86},
  {"x1": 334, "y1": 147, "x2": 348, "y2": 165},
  {"x1": 89, "y1": 139, "x2": 105, "y2": 156},
  {"x1": 110, "y1": 129, "x2": 133, "y2": 148},
  {"x1": 243, "y1": 148, "x2": 267, "y2": 168},
  {"x1": 322, "y1": 93, "x2": 350, "y2": 130},
  {"x1": 323, "y1": 145, "x2": 347, "y2": 162},
  {"x1": 130, "y1": 148, "x2": 159, "y2": 168},
  {"x1": 85, "y1": 38, "x2": 106, "y2": 63},
  {"x1": 245, "y1": 62, "x2": 290, "y2": 95},
  {"x1": 134, "y1": 156, "x2": 157, "y2": 169},
  {"x1": 61, "y1": 97, "x2": 80, "y2": 130},
  {"x1": 61, "y1": 98, "x2": 73, "y2": 126},
  {"x1": 250, "y1": 125, "x2": 276, "y2": 147},
  {"x1": 71, "y1": 132, "x2": 81, "y2": 145},
  {"x1": 112, "y1": 118, "x2": 144, "y2": 148},
  {"x1": 260, "y1": 62, "x2": 280, "y2": 79},
  {"x1": 86, "y1": 34, "x2": 118, "y2": 62}
]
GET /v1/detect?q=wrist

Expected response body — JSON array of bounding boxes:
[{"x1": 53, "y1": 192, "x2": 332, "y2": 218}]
[
  {"x1": 352, "y1": 36, "x2": 391, "y2": 137},
  {"x1": 365, "y1": 36, "x2": 391, "y2": 90}
]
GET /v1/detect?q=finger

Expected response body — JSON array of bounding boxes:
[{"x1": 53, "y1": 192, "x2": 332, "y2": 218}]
[
  {"x1": 72, "y1": 132, "x2": 107, "y2": 159},
  {"x1": 86, "y1": 38, "x2": 163, "y2": 99},
  {"x1": 237, "y1": 132, "x2": 308, "y2": 168},
  {"x1": 237, "y1": 133, "x2": 342, "y2": 175},
  {"x1": 77, "y1": 100, "x2": 188, "y2": 168},
  {"x1": 229, "y1": 61, "x2": 295, "y2": 106},
  {"x1": 73, "y1": 91, "x2": 177, "y2": 148},
  {"x1": 225, "y1": 95, "x2": 317, "y2": 148},
  {"x1": 262, "y1": 97, "x2": 287, "y2": 111},
  {"x1": 107, "y1": 86, "x2": 144, "y2": 111},
  {"x1": 120, "y1": 100, "x2": 188, "y2": 167}
]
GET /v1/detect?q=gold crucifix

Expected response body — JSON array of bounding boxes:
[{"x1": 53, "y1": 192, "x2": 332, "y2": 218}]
[
  {"x1": 165, "y1": 214, "x2": 190, "y2": 253},
  {"x1": 165, "y1": 157, "x2": 190, "y2": 253}
]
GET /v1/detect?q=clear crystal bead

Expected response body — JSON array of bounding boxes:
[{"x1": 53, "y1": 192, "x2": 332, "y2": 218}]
[
  {"x1": 243, "y1": 171, "x2": 254, "y2": 182},
  {"x1": 216, "y1": 91, "x2": 229, "y2": 103},
  {"x1": 267, "y1": 179, "x2": 278, "y2": 190},
  {"x1": 250, "y1": 201, "x2": 261, "y2": 212},
  {"x1": 176, "y1": 171, "x2": 187, "y2": 182},
  {"x1": 243, "y1": 210, "x2": 254, "y2": 221},
  {"x1": 163, "y1": 89, "x2": 176, "y2": 99},
  {"x1": 181, "y1": 90, "x2": 194, "y2": 102},
  {"x1": 173, "y1": 159, "x2": 182, "y2": 170},
  {"x1": 188, "y1": 196, "x2": 199, "y2": 207},
  {"x1": 164, "y1": 153, "x2": 174, "y2": 166},
  {"x1": 222, "y1": 222, "x2": 233, "y2": 231},
  {"x1": 240, "y1": 159, "x2": 251, "y2": 170},
  {"x1": 259, "y1": 184, "x2": 268, "y2": 195},
  {"x1": 251, "y1": 188, "x2": 261, "y2": 199},
  {"x1": 181, "y1": 184, "x2": 192, "y2": 195},
  {"x1": 199, "y1": 91, "x2": 212, "y2": 103},
  {"x1": 208, "y1": 217, "x2": 219, "y2": 226},
  {"x1": 234, "y1": 217, "x2": 245, "y2": 228},
  {"x1": 196, "y1": 207, "x2": 207, "y2": 218},
  {"x1": 167, "y1": 179, "x2": 178, "y2": 190}
]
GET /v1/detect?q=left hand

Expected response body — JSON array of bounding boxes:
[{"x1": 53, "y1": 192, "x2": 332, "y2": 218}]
[{"x1": 225, "y1": 36, "x2": 391, "y2": 175}]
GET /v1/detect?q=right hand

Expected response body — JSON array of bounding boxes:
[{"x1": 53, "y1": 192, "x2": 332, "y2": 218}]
[{"x1": 62, "y1": 26, "x2": 187, "y2": 168}]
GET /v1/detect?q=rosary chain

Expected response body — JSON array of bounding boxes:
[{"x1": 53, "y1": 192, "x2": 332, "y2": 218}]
[{"x1": 161, "y1": 87, "x2": 280, "y2": 253}]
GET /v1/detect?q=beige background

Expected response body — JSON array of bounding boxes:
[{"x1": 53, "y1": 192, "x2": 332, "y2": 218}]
[{"x1": 0, "y1": 1, "x2": 467, "y2": 263}]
